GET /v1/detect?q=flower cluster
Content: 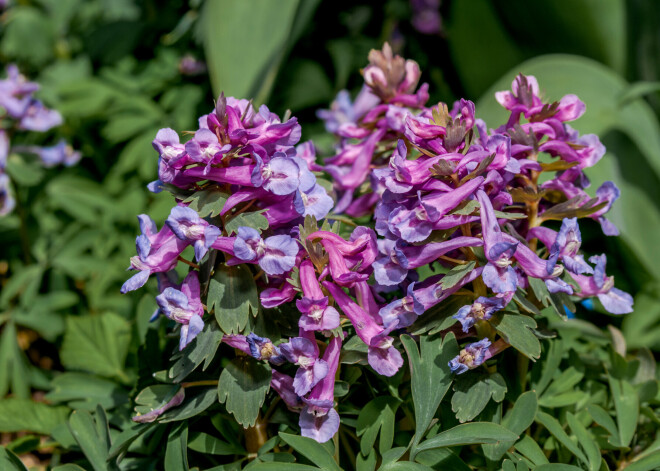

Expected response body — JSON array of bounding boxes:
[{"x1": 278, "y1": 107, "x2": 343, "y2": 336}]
[
  {"x1": 0, "y1": 65, "x2": 80, "y2": 215},
  {"x1": 125, "y1": 44, "x2": 632, "y2": 444}
]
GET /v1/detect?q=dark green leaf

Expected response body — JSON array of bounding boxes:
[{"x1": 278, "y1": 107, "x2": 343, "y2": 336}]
[
  {"x1": 278, "y1": 433, "x2": 341, "y2": 471},
  {"x1": 184, "y1": 189, "x2": 229, "y2": 218},
  {"x1": 159, "y1": 387, "x2": 218, "y2": 422},
  {"x1": 483, "y1": 391, "x2": 538, "y2": 461},
  {"x1": 0, "y1": 399, "x2": 70, "y2": 435},
  {"x1": 218, "y1": 358, "x2": 271, "y2": 428},
  {"x1": 209, "y1": 264, "x2": 259, "y2": 334},
  {"x1": 490, "y1": 312, "x2": 541, "y2": 360},
  {"x1": 536, "y1": 411, "x2": 588, "y2": 465},
  {"x1": 46, "y1": 373, "x2": 128, "y2": 411},
  {"x1": 513, "y1": 435, "x2": 549, "y2": 466},
  {"x1": 68, "y1": 409, "x2": 117, "y2": 471},
  {"x1": 165, "y1": 423, "x2": 189, "y2": 471},
  {"x1": 607, "y1": 359, "x2": 639, "y2": 447},
  {"x1": 188, "y1": 431, "x2": 245, "y2": 456},
  {"x1": 169, "y1": 322, "x2": 223, "y2": 382},
  {"x1": 0, "y1": 446, "x2": 28, "y2": 471},
  {"x1": 566, "y1": 412, "x2": 601, "y2": 471},
  {"x1": 224, "y1": 210, "x2": 269, "y2": 236},
  {"x1": 440, "y1": 261, "x2": 476, "y2": 290}
]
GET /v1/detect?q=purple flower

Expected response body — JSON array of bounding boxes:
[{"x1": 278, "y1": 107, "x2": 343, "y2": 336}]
[
  {"x1": 0, "y1": 130, "x2": 8, "y2": 169},
  {"x1": 378, "y1": 283, "x2": 424, "y2": 329},
  {"x1": 448, "y1": 338, "x2": 492, "y2": 374},
  {"x1": 296, "y1": 260, "x2": 341, "y2": 331},
  {"x1": 271, "y1": 371, "x2": 303, "y2": 411},
  {"x1": 251, "y1": 152, "x2": 307, "y2": 195},
  {"x1": 0, "y1": 65, "x2": 39, "y2": 118},
  {"x1": 16, "y1": 140, "x2": 81, "y2": 168},
  {"x1": 155, "y1": 272, "x2": 205, "y2": 350},
  {"x1": 0, "y1": 173, "x2": 16, "y2": 216},
  {"x1": 233, "y1": 227, "x2": 298, "y2": 275},
  {"x1": 280, "y1": 336, "x2": 329, "y2": 396},
  {"x1": 548, "y1": 218, "x2": 593, "y2": 275},
  {"x1": 569, "y1": 254, "x2": 633, "y2": 314},
  {"x1": 246, "y1": 333, "x2": 286, "y2": 364},
  {"x1": 294, "y1": 183, "x2": 334, "y2": 220},
  {"x1": 453, "y1": 296, "x2": 506, "y2": 332},
  {"x1": 299, "y1": 335, "x2": 342, "y2": 443},
  {"x1": 18, "y1": 99, "x2": 63, "y2": 132},
  {"x1": 166, "y1": 205, "x2": 221, "y2": 261},
  {"x1": 185, "y1": 128, "x2": 228, "y2": 172}
]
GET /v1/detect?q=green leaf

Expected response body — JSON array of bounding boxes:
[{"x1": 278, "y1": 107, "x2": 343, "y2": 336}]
[
  {"x1": 68, "y1": 408, "x2": 117, "y2": 471},
  {"x1": 356, "y1": 397, "x2": 402, "y2": 456},
  {"x1": 534, "y1": 466, "x2": 584, "y2": 471},
  {"x1": 0, "y1": 399, "x2": 70, "y2": 435},
  {"x1": 60, "y1": 313, "x2": 132, "y2": 382},
  {"x1": 247, "y1": 464, "x2": 320, "y2": 471},
  {"x1": 566, "y1": 412, "x2": 601, "y2": 471},
  {"x1": 624, "y1": 452, "x2": 660, "y2": 471},
  {"x1": 451, "y1": 372, "x2": 507, "y2": 423},
  {"x1": 188, "y1": 431, "x2": 245, "y2": 456},
  {"x1": 477, "y1": 54, "x2": 660, "y2": 279},
  {"x1": 379, "y1": 463, "x2": 433, "y2": 471},
  {"x1": 159, "y1": 387, "x2": 218, "y2": 422},
  {"x1": 46, "y1": 373, "x2": 128, "y2": 411},
  {"x1": 209, "y1": 264, "x2": 259, "y2": 334},
  {"x1": 414, "y1": 423, "x2": 518, "y2": 453},
  {"x1": 401, "y1": 333, "x2": 458, "y2": 455},
  {"x1": 0, "y1": 322, "x2": 30, "y2": 398},
  {"x1": 169, "y1": 322, "x2": 223, "y2": 382},
  {"x1": 278, "y1": 433, "x2": 341, "y2": 471},
  {"x1": 440, "y1": 261, "x2": 476, "y2": 290},
  {"x1": 0, "y1": 446, "x2": 28, "y2": 471},
  {"x1": 224, "y1": 210, "x2": 269, "y2": 236},
  {"x1": 619, "y1": 81, "x2": 660, "y2": 104},
  {"x1": 165, "y1": 423, "x2": 189, "y2": 471},
  {"x1": 52, "y1": 465, "x2": 88, "y2": 471},
  {"x1": 536, "y1": 411, "x2": 588, "y2": 465},
  {"x1": 218, "y1": 357, "x2": 271, "y2": 428},
  {"x1": 483, "y1": 391, "x2": 538, "y2": 461},
  {"x1": 607, "y1": 361, "x2": 639, "y2": 447},
  {"x1": 184, "y1": 189, "x2": 229, "y2": 218},
  {"x1": 133, "y1": 384, "x2": 182, "y2": 417},
  {"x1": 490, "y1": 312, "x2": 541, "y2": 360},
  {"x1": 586, "y1": 404, "x2": 620, "y2": 446},
  {"x1": 513, "y1": 435, "x2": 549, "y2": 466}
]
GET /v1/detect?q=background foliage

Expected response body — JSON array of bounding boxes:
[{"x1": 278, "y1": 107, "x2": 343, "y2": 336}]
[{"x1": 1, "y1": 0, "x2": 660, "y2": 469}]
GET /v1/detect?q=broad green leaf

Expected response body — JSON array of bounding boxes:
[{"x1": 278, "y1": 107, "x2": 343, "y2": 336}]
[
  {"x1": 133, "y1": 384, "x2": 183, "y2": 419},
  {"x1": 414, "y1": 448, "x2": 471, "y2": 470},
  {"x1": 68, "y1": 408, "x2": 117, "y2": 471},
  {"x1": 165, "y1": 423, "x2": 189, "y2": 471},
  {"x1": 401, "y1": 332, "x2": 458, "y2": 455},
  {"x1": 483, "y1": 391, "x2": 538, "y2": 461},
  {"x1": 356, "y1": 397, "x2": 402, "y2": 456},
  {"x1": 159, "y1": 387, "x2": 218, "y2": 422},
  {"x1": 209, "y1": 264, "x2": 259, "y2": 334},
  {"x1": 414, "y1": 423, "x2": 518, "y2": 453},
  {"x1": 536, "y1": 411, "x2": 588, "y2": 465},
  {"x1": 278, "y1": 433, "x2": 341, "y2": 471},
  {"x1": 202, "y1": 0, "x2": 301, "y2": 103},
  {"x1": 46, "y1": 373, "x2": 128, "y2": 411},
  {"x1": 188, "y1": 431, "x2": 245, "y2": 456},
  {"x1": 60, "y1": 312, "x2": 132, "y2": 382},
  {"x1": 586, "y1": 404, "x2": 621, "y2": 447},
  {"x1": 169, "y1": 322, "x2": 223, "y2": 382},
  {"x1": 224, "y1": 210, "x2": 269, "y2": 237},
  {"x1": 378, "y1": 463, "x2": 433, "y2": 471},
  {"x1": 0, "y1": 399, "x2": 70, "y2": 435},
  {"x1": 0, "y1": 322, "x2": 30, "y2": 398},
  {"x1": 184, "y1": 189, "x2": 229, "y2": 218},
  {"x1": 624, "y1": 452, "x2": 660, "y2": 471},
  {"x1": 514, "y1": 435, "x2": 549, "y2": 466},
  {"x1": 619, "y1": 81, "x2": 660, "y2": 104},
  {"x1": 566, "y1": 412, "x2": 601, "y2": 471},
  {"x1": 490, "y1": 312, "x2": 541, "y2": 360},
  {"x1": 107, "y1": 423, "x2": 152, "y2": 461},
  {"x1": 607, "y1": 365, "x2": 639, "y2": 447},
  {"x1": 0, "y1": 446, "x2": 28, "y2": 471},
  {"x1": 534, "y1": 466, "x2": 584, "y2": 471},
  {"x1": 440, "y1": 261, "x2": 476, "y2": 290},
  {"x1": 218, "y1": 357, "x2": 271, "y2": 428},
  {"x1": 451, "y1": 372, "x2": 507, "y2": 423},
  {"x1": 477, "y1": 54, "x2": 660, "y2": 278}
]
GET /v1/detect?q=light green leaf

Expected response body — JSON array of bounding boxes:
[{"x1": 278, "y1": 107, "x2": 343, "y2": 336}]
[
  {"x1": 60, "y1": 313, "x2": 132, "y2": 382},
  {"x1": 513, "y1": 435, "x2": 549, "y2": 466},
  {"x1": 356, "y1": 397, "x2": 402, "y2": 456},
  {"x1": 536, "y1": 411, "x2": 588, "y2": 465},
  {"x1": 624, "y1": 452, "x2": 660, "y2": 471},
  {"x1": 278, "y1": 433, "x2": 341, "y2": 471},
  {"x1": 566, "y1": 412, "x2": 601, "y2": 471},
  {"x1": 378, "y1": 463, "x2": 433, "y2": 471},
  {"x1": 209, "y1": 264, "x2": 259, "y2": 334},
  {"x1": 0, "y1": 446, "x2": 28, "y2": 471},
  {"x1": 0, "y1": 399, "x2": 70, "y2": 435},
  {"x1": 490, "y1": 312, "x2": 541, "y2": 360},
  {"x1": 451, "y1": 372, "x2": 507, "y2": 423},
  {"x1": 218, "y1": 358, "x2": 271, "y2": 428},
  {"x1": 414, "y1": 423, "x2": 518, "y2": 453},
  {"x1": 586, "y1": 404, "x2": 621, "y2": 447},
  {"x1": 607, "y1": 362, "x2": 639, "y2": 447},
  {"x1": 534, "y1": 465, "x2": 584, "y2": 471},
  {"x1": 401, "y1": 333, "x2": 458, "y2": 455}
]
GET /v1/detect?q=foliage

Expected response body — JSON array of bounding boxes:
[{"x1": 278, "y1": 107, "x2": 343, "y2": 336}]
[{"x1": 0, "y1": 1, "x2": 660, "y2": 470}]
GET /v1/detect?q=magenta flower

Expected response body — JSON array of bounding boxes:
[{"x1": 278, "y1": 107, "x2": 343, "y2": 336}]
[
  {"x1": 280, "y1": 336, "x2": 329, "y2": 396},
  {"x1": 297, "y1": 260, "x2": 340, "y2": 331},
  {"x1": 155, "y1": 272, "x2": 205, "y2": 350}
]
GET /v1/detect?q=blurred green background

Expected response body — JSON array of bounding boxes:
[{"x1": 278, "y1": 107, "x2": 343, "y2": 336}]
[{"x1": 1, "y1": 0, "x2": 660, "y2": 467}]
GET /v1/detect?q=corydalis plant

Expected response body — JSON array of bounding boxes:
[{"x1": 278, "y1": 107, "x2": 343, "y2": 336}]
[
  {"x1": 0, "y1": 64, "x2": 80, "y2": 215},
  {"x1": 123, "y1": 44, "x2": 632, "y2": 452}
]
